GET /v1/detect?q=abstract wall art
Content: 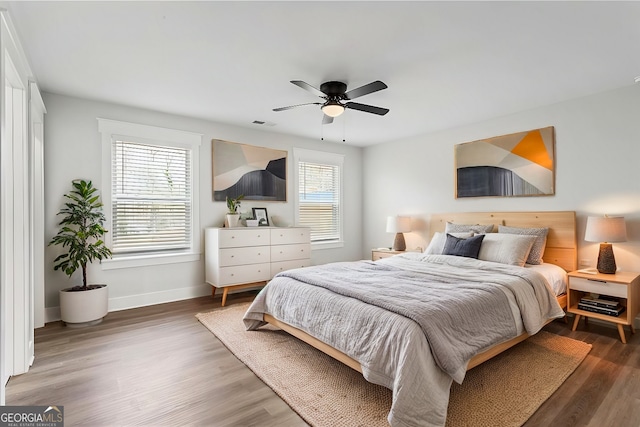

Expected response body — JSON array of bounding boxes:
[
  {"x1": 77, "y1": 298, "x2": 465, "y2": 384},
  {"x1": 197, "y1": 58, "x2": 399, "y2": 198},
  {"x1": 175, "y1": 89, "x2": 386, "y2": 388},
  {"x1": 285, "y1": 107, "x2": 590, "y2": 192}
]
[
  {"x1": 212, "y1": 139, "x2": 287, "y2": 201},
  {"x1": 454, "y1": 126, "x2": 555, "y2": 198}
]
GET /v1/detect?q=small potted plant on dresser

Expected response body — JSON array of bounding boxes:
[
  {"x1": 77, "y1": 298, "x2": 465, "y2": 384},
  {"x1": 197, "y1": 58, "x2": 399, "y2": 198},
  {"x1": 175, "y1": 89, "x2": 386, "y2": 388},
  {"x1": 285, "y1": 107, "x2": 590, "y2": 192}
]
[
  {"x1": 225, "y1": 194, "x2": 243, "y2": 227},
  {"x1": 49, "y1": 179, "x2": 112, "y2": 326}
]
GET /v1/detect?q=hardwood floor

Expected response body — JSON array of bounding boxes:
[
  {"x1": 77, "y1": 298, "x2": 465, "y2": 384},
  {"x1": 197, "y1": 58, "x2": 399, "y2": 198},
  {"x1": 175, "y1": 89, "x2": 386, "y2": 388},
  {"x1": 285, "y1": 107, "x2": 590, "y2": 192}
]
[
  {"x1": 6, "y1": 291, "x2": 306, "y2": 427},
  {"x1": 6, "y1": 293, "x2": 640, "y2": 426}
]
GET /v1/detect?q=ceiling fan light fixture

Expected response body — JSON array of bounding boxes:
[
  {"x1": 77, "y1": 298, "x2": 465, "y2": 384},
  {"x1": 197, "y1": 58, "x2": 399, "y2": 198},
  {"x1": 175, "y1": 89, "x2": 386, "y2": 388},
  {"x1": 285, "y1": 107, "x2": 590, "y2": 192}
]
[{"x1": 321, "y1": 101, "x2": 345, "y2": 118}]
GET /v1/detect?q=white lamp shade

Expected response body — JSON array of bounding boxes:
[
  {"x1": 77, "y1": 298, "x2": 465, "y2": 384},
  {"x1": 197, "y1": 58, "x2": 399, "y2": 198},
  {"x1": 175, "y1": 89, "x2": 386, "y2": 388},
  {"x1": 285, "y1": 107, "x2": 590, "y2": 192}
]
[
  {"x1": 584, "y1": 216, "x2": 627, "y2": 243},
  {"x1": 386, "y1": 216, "x2": 412, "y2": 233}
]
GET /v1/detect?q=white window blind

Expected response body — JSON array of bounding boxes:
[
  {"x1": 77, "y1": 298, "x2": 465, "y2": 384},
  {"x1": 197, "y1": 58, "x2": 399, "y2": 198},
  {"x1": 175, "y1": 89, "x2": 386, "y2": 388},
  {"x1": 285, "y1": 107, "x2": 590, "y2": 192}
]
[
  {"x1": 111, "y1": 139, "x2": 192, "y2": 254},
  {"x1": 298, "y1": 161, "x2": 341, "y2": 242}
]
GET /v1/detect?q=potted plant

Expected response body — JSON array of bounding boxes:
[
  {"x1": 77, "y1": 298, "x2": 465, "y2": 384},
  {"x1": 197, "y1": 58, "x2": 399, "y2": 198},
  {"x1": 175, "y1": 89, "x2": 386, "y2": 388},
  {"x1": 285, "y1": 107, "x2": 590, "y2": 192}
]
[
  {"x1": 225, "y1": 194, "x2": 243, "y2": 227},
  {"x1": 49, "y1": 179, "x2": 112, "y2": 326}
]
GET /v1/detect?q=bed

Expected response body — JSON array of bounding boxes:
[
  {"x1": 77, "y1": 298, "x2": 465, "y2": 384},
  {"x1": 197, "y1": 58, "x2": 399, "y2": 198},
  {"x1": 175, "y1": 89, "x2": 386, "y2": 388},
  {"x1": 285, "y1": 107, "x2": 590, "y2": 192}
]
[{"x1": 243, "y1": 211, "x2": 577, "y2": 427}]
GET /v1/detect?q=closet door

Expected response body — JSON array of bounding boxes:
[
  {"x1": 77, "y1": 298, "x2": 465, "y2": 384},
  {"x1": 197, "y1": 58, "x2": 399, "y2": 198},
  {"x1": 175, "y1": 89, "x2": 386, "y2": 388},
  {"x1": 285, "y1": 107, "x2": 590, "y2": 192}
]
[{"x1": 1, "y1": 11, "x2": 42, "y2": 404}]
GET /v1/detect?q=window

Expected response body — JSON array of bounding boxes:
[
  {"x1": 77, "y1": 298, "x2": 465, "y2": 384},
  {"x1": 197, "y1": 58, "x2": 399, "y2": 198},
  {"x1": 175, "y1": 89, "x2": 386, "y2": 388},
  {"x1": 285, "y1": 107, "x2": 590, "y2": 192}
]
[
  {"x1": 98, "y1": 119, "x2": 202, "y2": 268},
  {"x1": 294, "y1": 148, "x2": 344, "y2": 248}
]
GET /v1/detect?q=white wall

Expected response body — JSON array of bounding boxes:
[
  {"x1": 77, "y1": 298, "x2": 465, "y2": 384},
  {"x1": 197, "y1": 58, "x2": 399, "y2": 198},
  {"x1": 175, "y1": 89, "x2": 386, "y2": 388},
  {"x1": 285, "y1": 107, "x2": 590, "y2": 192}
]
[
  {"x1": 363, "y1": 85, "x2": 640, "y2": 271},
  {"x1": 43, "y1": 93, "x2": 363, "y2": 317}
]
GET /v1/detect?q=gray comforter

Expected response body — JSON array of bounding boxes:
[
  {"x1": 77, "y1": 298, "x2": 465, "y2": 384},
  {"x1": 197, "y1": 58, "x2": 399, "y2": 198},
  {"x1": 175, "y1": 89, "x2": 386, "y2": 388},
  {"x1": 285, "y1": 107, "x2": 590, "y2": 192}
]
[{"x1": 243, "y1": 253, "x2": 565, "y2": 427}]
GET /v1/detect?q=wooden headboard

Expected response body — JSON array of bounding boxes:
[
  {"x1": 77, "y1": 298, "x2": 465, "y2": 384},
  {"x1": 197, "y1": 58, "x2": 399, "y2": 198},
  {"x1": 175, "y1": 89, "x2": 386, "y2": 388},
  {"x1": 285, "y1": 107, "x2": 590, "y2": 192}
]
[{"x1": 429, "y1": 211, "x2": 577, "y2": 272}]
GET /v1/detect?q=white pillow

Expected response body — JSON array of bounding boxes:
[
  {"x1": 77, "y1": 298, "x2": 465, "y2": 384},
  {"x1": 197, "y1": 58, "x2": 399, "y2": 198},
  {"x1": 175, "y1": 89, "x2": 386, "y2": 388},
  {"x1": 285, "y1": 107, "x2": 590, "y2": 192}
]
[
  {"x1": 424, "y1": 231, "x2": 473, "y2": 255},
  {"x1": 477, "y1": 233, "x2": 537, "y2": 267},
  {"x1": 445, "y1": 222, "x2": 494, "y2": 234}
]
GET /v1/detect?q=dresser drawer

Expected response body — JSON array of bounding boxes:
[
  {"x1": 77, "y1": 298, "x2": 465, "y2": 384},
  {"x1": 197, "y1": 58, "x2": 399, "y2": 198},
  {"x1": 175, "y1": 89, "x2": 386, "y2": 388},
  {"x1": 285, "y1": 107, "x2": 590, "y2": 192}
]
[
  {"x1": 271, "y1": 228, "x2": 310, "y2": 245},
  {"x1": 218, "y1": 229, "x2": 270, "y2": 248},
  {"x1": 219, "y1": 247, "x2": 269, "y2": 267},
  {"x1": 218, "y1": 263, "x2": 270, "y2": 286},
  {"x1": 271, "y1": 243, "x2": 311, "y2": 262},
  {"x1": 271, "y1": 259, "x2": 311, "y2": 276},
  {"x1": 570, "y1": 277, "x2": 627, "y2": 298}
]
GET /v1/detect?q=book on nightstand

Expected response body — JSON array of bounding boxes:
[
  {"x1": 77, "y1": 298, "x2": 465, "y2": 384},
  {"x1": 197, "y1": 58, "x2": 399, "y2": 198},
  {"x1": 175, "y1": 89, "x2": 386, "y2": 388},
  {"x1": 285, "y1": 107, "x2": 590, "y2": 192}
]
[
  {"x1": 578, "y1": 296, "x2": 625, "y2": 317},
  {"x1": 579, "y1": 296, "x2": 619, "y2": 309}
]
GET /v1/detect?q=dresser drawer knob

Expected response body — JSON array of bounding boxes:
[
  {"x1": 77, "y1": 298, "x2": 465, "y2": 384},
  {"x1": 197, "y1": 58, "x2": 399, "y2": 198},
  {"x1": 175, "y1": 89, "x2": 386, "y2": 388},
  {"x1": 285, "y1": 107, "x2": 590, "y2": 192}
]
[{"x1": 231, "y1": 255, "x2": 234, "y2": 258}]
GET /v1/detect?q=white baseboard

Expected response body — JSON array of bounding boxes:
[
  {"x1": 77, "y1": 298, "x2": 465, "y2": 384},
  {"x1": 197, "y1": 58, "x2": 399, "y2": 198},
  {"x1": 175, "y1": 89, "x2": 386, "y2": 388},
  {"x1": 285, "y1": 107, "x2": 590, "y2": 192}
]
[
  {"x1": 45, "y1": 306, "x2": 61, "y2": 324},
  {"x1": 108, "y1": 285, "x2": 211, "y2": 312},
  {"x1": 44, "y1": 285, "x2": 212, "y2": 324}
]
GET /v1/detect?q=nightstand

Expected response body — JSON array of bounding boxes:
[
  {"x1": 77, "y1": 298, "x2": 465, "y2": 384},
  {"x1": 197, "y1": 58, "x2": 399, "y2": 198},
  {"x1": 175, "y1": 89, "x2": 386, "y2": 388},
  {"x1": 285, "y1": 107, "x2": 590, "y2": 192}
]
[
  {"x1": 372, "y1": 249, "x2": 405, "y2": 261},
  {"x1": 567, "y1": 270, "x2": 640, "y2": 343}
]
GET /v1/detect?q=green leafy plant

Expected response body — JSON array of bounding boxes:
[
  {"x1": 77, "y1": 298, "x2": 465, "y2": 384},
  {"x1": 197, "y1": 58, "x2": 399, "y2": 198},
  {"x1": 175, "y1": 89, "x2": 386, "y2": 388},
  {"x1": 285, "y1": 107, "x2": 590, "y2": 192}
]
[
  {"x1": 226, "y1": 195, "x2": 244, "y2": 214},
  {"x1": 49, "y1": 179, "x2": 112, "y2": 290}
]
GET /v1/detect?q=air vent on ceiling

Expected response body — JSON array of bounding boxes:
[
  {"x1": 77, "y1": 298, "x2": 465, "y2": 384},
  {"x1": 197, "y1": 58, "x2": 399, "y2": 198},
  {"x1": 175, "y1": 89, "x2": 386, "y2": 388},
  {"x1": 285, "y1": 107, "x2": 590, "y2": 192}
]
[{"x1": 252, "y1": 120, "x2": 276, "y2": 126}]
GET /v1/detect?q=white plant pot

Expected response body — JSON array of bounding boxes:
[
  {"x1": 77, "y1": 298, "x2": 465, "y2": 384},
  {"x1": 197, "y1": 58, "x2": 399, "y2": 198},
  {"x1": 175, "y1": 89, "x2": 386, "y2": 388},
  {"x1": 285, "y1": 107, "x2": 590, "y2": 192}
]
[
  {"x1": 59, "y1": 285, "x2": 108, "y2": 326},
  {"x1": 226, "y1": 213, "x2": 240, "y2": 228}
]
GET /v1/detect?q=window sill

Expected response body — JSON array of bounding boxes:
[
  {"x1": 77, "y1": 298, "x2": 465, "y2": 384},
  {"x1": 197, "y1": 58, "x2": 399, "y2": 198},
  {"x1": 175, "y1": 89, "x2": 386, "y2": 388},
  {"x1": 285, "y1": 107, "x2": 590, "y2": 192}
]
[
  {"x1": 311, "y1": 240, "x2": 344, "y2": 250},
  {"x1": 101, "y1": 252, "x2": 201, "y2": 270}
]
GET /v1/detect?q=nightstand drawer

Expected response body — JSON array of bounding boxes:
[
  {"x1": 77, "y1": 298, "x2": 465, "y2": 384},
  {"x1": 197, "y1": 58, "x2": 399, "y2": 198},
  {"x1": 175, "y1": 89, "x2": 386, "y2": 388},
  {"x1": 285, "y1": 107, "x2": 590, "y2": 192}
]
[{"x1": 570, "y1": 277, "x2": 627, "y2": 298}]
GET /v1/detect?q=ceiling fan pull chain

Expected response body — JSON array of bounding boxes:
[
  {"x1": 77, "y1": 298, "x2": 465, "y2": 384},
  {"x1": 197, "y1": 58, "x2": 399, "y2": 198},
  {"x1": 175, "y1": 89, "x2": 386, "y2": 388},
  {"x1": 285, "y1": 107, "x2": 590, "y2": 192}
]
[{"x1": 342, "y1": 113, "x2": 346, "y2": 143}]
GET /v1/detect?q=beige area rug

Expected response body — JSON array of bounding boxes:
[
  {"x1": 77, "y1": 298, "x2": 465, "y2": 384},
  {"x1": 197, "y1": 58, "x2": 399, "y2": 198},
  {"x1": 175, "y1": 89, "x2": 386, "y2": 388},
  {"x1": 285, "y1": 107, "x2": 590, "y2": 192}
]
[{"x1": 197, "y1": 303, "x2": 591, "y2": 427}]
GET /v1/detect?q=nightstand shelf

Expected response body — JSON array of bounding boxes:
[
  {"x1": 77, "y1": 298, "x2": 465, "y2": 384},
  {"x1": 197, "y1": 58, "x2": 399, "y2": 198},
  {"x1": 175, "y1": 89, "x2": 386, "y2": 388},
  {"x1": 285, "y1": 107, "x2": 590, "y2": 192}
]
[{"x1": 567, "y1": 270, "x2": 640, "y2": 343}]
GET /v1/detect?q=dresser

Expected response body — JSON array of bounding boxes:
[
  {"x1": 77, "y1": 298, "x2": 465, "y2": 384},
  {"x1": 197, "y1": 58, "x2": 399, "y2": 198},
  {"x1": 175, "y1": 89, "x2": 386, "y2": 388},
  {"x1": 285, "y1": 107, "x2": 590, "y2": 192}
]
[{"x1": 205, "y1": 227, "x2": 311, "y2": 306}]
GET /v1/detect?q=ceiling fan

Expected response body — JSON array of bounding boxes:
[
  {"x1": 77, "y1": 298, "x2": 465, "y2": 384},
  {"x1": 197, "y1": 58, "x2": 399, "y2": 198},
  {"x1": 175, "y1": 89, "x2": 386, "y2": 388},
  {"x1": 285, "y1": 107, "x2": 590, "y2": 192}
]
[{"x1": 273, "y1": 80, "x2": 389, "y2": 124}]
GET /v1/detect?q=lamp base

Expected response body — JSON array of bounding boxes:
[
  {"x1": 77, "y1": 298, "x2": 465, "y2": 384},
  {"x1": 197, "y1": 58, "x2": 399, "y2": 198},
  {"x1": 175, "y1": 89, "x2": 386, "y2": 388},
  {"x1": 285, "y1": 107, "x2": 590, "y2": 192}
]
[
  {"x1": 392, "y1": 233, "x2": 406, "y2": 251},
  {"x1": 596, "y1": 243, "x2": 617, "y2": 274}
]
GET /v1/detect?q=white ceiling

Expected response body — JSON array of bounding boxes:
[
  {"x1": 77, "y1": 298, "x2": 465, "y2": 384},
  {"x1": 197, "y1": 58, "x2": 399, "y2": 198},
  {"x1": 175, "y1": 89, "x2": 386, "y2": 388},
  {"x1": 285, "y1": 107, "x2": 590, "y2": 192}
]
[{"x1": 7, "y1": 1, "x2": 640, "y2": 147}]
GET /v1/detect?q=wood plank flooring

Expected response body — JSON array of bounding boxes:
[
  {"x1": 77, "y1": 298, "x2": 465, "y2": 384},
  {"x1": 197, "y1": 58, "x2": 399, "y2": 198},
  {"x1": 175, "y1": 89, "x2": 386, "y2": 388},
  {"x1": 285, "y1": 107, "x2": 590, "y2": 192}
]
[{"x1": 6, "y1": 292, "x2": 640, "y2": 426}]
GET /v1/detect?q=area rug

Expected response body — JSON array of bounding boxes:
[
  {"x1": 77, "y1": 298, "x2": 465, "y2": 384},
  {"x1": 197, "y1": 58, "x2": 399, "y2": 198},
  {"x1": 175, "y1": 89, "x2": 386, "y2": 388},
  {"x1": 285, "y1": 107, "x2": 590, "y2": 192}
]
[{"x1": 196, "y1": 303, "x2": 591, "y2": 427}]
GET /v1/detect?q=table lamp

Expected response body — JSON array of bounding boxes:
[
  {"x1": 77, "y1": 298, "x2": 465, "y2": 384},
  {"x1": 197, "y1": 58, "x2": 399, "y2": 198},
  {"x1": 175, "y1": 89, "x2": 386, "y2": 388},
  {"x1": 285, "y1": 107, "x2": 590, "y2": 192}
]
[
  {"x1": 386, "y1": 216, "x2": 412, "y2": 251},
  {"x1": 584, "y1": 215, "x2": 627, "y2": 274}
]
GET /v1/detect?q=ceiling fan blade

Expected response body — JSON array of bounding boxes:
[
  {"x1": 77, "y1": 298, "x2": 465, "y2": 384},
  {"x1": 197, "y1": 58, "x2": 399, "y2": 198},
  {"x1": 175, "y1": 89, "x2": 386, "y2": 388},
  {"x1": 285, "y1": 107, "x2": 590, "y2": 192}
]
[
  {"x1": 273, "y1": 102, "x2": 321, "y2": 112},
  {"x1": 322, "y1": 114, "x2": 334, "y2": 125},
  {"x1": 344, "y1": 81, "x2": 387, "y2": 100},
  {"x1": 345, "y1": 102, "x2": 389, "y2": 116},
  {"x1": 291, "y1": 80, "x2": 326, "y2": 97}
]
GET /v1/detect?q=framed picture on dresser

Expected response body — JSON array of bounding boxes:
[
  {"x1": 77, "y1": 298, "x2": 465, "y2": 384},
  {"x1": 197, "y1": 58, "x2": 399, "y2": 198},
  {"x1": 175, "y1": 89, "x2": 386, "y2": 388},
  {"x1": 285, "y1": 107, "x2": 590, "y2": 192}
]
[{"x1": 252, "y1": 207, "x2": 269, "y2": 226}]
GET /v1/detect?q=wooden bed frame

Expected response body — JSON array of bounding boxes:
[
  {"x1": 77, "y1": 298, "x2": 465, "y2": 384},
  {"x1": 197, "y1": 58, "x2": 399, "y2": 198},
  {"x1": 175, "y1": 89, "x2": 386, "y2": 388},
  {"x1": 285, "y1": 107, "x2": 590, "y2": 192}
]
[{"x1": 264, "y1": 211, "x2": 577, "y2": 373}]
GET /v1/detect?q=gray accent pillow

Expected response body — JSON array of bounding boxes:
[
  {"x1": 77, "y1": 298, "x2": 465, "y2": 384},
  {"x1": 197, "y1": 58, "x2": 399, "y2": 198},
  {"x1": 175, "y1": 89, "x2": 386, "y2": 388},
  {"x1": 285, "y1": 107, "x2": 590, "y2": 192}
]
[
  {"x1": 498, "y1": 225, "x2": 549, "y2": 265},
  {"x1": 445, "y1": 222, "x2": 494, "y2": 234},
  {"x1": 442, "y1": 234, "x2": 485, "y2": 259}
]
